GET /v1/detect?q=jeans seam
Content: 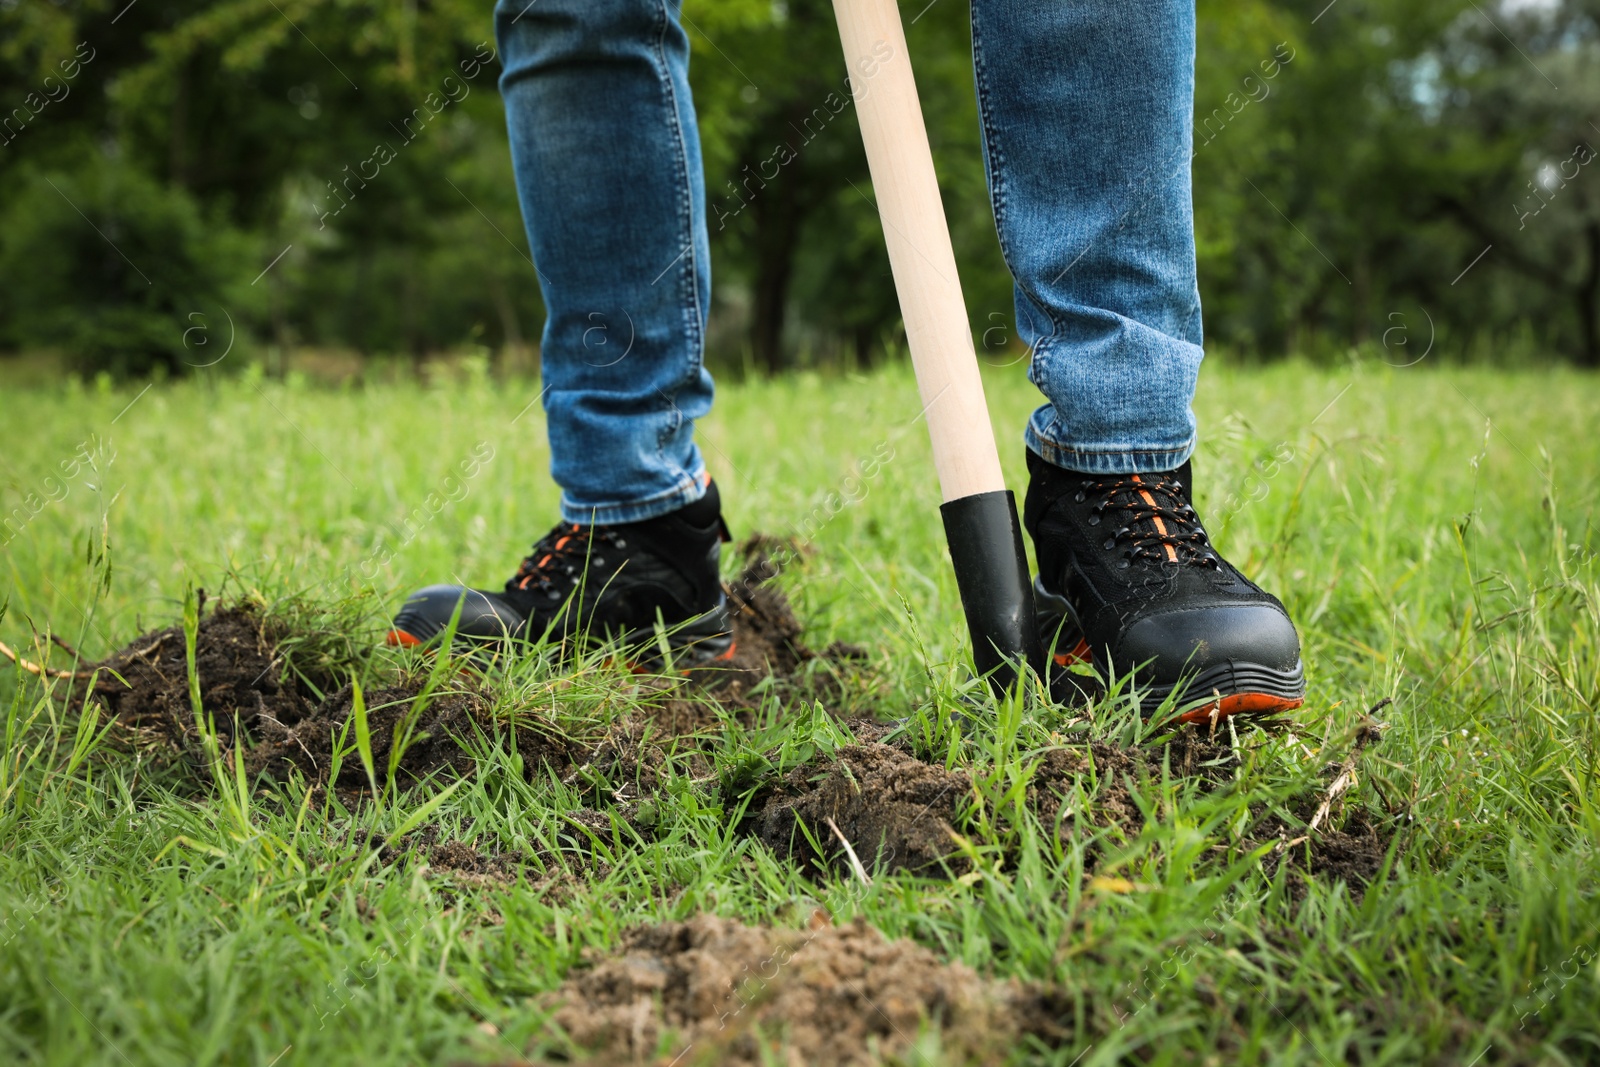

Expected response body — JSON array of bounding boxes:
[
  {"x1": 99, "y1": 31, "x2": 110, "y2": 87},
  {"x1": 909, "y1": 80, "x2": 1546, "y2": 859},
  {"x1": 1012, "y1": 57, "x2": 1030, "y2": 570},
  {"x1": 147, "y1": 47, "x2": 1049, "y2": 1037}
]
[
  {"x1": 561, "y1": 471, "x2": 705, "y2": 525},
  {"x1": 971, "y1": 1, "x2": 1060, "y2": 354},
  {"x1": 653, "y1": 0, "x2": 702, "y2": 488},
  {"x1": 1026, "y1": 429, "x2": 1195, "y2": 475},
  {"x1": 1034, "y1": 439, "x2": 1195, "y2": 460}
]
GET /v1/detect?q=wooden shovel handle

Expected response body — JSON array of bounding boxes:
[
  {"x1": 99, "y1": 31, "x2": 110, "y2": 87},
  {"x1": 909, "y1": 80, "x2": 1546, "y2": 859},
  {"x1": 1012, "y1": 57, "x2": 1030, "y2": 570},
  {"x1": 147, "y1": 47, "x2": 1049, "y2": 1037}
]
[{"x1": 832, "y1": 0, "x2": 1007, "y2": 503}]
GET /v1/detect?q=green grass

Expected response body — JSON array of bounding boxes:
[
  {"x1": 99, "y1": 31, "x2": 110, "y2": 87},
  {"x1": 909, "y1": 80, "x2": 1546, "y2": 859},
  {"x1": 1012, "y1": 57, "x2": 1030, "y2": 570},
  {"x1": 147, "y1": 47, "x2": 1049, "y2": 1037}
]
[{"x1": 1, "y1": 354, "x2": 1598, "y2": 1065}]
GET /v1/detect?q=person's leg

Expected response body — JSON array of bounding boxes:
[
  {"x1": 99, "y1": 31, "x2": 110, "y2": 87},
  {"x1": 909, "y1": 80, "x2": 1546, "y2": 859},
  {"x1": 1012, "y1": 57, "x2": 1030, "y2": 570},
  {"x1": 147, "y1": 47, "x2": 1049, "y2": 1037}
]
[
  {"x1": 973, "y1": 0, "x2": 1304, "y2": 720},
  {"x1": 496, "y1": 0, "x2": 713, "y2": 524},
  {"x1": 390, "y1": 0, "x2": 729, "y2": 660},
  {"x1": 971, "y1": 0, "x2": 1201, "y2": 474}
]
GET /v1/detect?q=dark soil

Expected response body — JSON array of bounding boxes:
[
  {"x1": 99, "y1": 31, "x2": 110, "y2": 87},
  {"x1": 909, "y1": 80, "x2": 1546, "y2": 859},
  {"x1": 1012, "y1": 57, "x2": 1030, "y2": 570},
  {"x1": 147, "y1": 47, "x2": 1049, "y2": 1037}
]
[
  {"x1": 1256, "y1": 804, "x2": 1393, "y2": 898},
  {"x1": 762, "y1": 726, "x2": 1396, "y2": 897},
  {"x1": 83, "y1": 607, "x2": 573, "y2": 793},
  {"x1": 90, "y1": 603, "x2": 313, "y2": 752},
  {"x1": 382, "y1": 822, "x2": 527, "y2": 885},
  {"x1": 1029, "y1": 742, "x2": 1149, "y2": 842},
  {"x1": 538, "y1": 914, "x2": 1026, "y2": 1066},
  {"x1": 243, "y1": 681, "x2": 533, "y2": 789},
  {"x1": 83, "y1": 544, "x2": 841, "y2": 793},
  {"x1": 80, "y1": 559, "x2": 1393, "y2": 899},
  {"x1": 685, "y1": 540, "x2": 869, "y2": 701},
  {"x1": 87, "y1": 533, "x2": 839, "y2": 747},
  {"x1": 754, "y1": 730, "x2": 1241, "y2": 879},
  {"x1": 1028, "y1": 729, "x2": 1238, "y2": 845},
  {"x1": 1030, "y1": 729, "x2": 1396, "y2": 894},
  {"x1": 758, "y1": 744, "x2": 970, "y2": 877}
]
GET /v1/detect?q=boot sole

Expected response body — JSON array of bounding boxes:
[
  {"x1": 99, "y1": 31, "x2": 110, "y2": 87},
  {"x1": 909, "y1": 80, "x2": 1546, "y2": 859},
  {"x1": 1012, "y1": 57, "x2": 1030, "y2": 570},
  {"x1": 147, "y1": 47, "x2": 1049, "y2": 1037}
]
[
  {"x1": 387, "y1": 599, "x2": 736, "y2": 670},
  {"x1": 1033, "y1": 579, "x2": 1306, "y2": 722},
  {"x1": 620, "y1": 600, "x2": 738, "y2": 671},
  {"x1": 1150, "y1": 660, "x2": 1305, "y2": 723}
]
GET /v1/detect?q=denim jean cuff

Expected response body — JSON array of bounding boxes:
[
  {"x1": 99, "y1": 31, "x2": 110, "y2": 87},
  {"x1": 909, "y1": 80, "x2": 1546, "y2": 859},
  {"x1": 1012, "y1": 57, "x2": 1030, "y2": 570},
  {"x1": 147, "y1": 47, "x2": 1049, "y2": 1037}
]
[
  {"x1": 559, "y1": 468, "x2": 709, "y2": 525},
  {"x1": 1025, "y1": 420, "x2": 1194, "y2": 476}
]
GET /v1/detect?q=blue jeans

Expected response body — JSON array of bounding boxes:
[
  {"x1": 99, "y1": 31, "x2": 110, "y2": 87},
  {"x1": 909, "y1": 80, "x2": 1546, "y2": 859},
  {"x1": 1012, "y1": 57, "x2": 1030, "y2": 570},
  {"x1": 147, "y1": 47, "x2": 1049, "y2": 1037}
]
[{"x1": 496, "y1": 0, "x2": 1202, "y2": 523}]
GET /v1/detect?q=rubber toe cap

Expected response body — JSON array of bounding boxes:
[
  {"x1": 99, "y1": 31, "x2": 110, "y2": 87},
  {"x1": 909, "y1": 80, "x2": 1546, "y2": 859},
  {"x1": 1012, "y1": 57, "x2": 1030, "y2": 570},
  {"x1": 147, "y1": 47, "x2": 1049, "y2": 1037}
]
[
  {"x1": 1116, "y1": 603, "x2": 1301, "y2": 683},
  {"x1": 389, "y1": 585, "x2": 526, "y2": 646}
]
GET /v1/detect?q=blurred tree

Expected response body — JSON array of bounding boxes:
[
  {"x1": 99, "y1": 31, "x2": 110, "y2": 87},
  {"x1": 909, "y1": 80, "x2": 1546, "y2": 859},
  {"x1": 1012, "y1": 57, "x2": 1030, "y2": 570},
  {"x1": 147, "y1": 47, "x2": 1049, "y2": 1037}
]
[
  {"x1": 0, "y1": 163, "x2": 260, "y2": 374},
  {"x1": 0, "y1": 0, "x2": 1595, "y2": 372},
  {"x1": 1194, "y1": 0, "x2": 1600, "y2": 363},
  {"x1": 1418, "y1": 0, "x2": 1600, "y2": 364}
]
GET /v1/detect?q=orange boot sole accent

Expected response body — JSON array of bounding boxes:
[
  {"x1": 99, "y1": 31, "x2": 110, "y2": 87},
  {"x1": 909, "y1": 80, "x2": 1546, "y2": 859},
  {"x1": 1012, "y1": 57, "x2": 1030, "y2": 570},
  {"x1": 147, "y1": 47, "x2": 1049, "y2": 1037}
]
[
  {"x1": 1051, "y1": 638, "x2": 1092, "y2": 669},
  {"x1": 386, "y1": 629, "x2": 422, "y2": 648},
  {"x1": 622, "y1": 640, "x2": 739, "y2": 676},
  {"x1": 1175, "y1": 692, "x2": 1304, "y2": 724}
]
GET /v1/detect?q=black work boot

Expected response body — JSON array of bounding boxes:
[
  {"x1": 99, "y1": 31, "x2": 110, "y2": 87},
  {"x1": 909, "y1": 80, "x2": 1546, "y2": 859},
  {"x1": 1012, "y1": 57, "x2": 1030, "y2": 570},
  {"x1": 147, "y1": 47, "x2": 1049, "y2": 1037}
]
[
  {"x1": 388, "y1": 481, "x2": 734, "y2": 667},
  {"x1": 1024, "y1": 450, "x2": 1305, "y2": 722}
]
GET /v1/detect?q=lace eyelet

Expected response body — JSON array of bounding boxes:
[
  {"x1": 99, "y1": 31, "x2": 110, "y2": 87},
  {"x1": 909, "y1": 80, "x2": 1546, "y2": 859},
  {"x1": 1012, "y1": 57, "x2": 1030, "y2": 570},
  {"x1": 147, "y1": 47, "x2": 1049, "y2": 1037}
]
[
  {"x1": 592, "y1": 557, "x2": 606, "y2": 568},
  {"x1": 1088, "y1": 514, "x2": 1100, "y2": 526},
  {"x1": 1103, "y1": 538, "x2": 1116, "y2": 551},
  {"x1": 1073, "y1": 491, "x2": 1086, "y2": 503}
]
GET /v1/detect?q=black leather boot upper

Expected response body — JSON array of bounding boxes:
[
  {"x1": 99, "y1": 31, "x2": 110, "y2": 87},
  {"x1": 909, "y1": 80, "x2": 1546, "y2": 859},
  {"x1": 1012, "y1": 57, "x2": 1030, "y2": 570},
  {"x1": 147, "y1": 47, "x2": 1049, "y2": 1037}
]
[
  {"x1": 1024, "y1": 450, "x2": 1303, "y2": 713},
  {"x1": 499, "y1": 482, "x2": 727, "y2": 640},
  {"x1": 391, "y1": 482, "x2": 731, "y2": 654}
]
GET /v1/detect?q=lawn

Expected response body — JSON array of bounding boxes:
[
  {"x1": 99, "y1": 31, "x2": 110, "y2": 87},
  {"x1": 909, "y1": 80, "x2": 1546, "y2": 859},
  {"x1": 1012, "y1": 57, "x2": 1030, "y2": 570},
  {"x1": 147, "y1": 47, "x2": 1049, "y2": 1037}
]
[{"x1": 0, "y1": 356, "x2": 1597, "y2": 1065}]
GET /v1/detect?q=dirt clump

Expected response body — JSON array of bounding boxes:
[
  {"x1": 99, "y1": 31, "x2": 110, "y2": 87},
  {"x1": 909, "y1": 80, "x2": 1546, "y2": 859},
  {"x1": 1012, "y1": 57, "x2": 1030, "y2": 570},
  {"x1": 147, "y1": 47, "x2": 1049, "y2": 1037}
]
[
  {"x1": 1028, "y1": 730, "x2": 1238, "y2": 844},
  {"x1": 1024, "y1": 723, "x2": 1398, "y2": 898},
  {"x1": 836, "y1": 715, "x2": 908, "y2": 747},
  {"x1": 84, "y1": 601, "x2": 723, "y2": 806},
  {"x1": 539, "y1": 914, "x2": 1024, "y2": 1066},
  {"x1": 90, "y1": 604, "x2": 312, "y2": 752},
  {"x1": 1028, "y1": 742, "x2": 1147, "y2": 843},
  {"x1": 686, "y1": 538, "x2": 870, "y2": 701},
  {"x1": 244, "y1": 681, "x2": 531, "y2": 789},
  {"x1": 633, "y1": 695, "x2": 724, "y2": 738},
  {"x1": 573, "y1": 715, "x2": 717, "y2": 814},
  {"x1": 1255, "y1": 708, "x2": 1398, "y2": 898},
  {"x1": 382, "y1": 822, "x2": 527, "y2": 885},
  {"x1": 759, "y1": 744, "x2": 970, "y2": 876},
  {"x1": 249, "y1": 684, "x2": 588, "y2": 793},
  {"x1": 1256, "y1": 805, "x2": 1394, "y2": 899},
  {"x1": 82, "y1": 535, "x2": 873, "y2": 792}
]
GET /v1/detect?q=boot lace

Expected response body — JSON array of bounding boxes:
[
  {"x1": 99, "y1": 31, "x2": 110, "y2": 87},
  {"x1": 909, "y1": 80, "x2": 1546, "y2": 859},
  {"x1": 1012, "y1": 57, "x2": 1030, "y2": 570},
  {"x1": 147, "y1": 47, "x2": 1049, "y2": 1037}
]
[
  {"x1": 506, "y1": 523, "x2": 628, "y2": 599},
  {"x1": 1075, "y1": 474, "x2": 1218, "y2": 568}
]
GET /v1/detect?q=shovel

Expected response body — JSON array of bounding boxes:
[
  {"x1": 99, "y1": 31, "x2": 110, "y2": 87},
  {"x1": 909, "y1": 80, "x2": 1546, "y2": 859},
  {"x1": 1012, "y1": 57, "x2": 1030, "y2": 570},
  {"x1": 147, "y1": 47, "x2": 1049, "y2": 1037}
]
[{"x1": 831, "y1": 0, "x2": 1043, "y2": 695}]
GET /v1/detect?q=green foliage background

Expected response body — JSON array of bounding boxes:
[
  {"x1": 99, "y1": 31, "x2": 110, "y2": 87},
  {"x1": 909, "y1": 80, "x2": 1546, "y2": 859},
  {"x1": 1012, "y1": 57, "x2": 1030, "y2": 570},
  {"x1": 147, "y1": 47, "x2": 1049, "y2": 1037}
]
[{"x1": 2, "y1": 0, "x2": 1598, "y2": 374}]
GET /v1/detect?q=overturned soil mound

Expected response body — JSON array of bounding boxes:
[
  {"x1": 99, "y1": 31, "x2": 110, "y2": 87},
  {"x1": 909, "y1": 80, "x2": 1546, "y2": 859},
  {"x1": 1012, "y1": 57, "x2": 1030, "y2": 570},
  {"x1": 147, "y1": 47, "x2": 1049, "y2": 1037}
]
[
  {"x1": 81, "y1": 545, "x2": 843, "y2": 790},
  {"x1": 1032, "y1": 730, "x2": 1397, "y2": 892},
  {"x1": 86, "y1": 537, "x2": 841, "y2": 754},
  {"x1": 1029, "y1": 729, "x2": 1238, "y2": 844},
  {"x1": 541, "y1": 914, "x2": 1025, "y2": 1066},
  {"x1": 382, "y1": 821, "x2": 527, "y2": 885},
  {"x1": 244, "y1": 682, "x2": 522, "y2": 788},
  {"x1": 77, "y1": 571, "x2": 1394, "y2": 901},
  {"x1": 757, "y1": 732, "x2": 1241, "y2": 879},
  {"x1": 1257, "y1": 804, "x2": 1393, "y2": 898},
  {"x1": 90, "y1": 604, "x2": 312, "y2": 752},
  {"x1": 758, "y1": 744, "x2": 970, "y2": 876},
  {"x1": 760, "y1": 728, "x2": 1396, "y2": 897},
  {"x1": 687, "y1": 542, "x2": 868, "y2": 700}
]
